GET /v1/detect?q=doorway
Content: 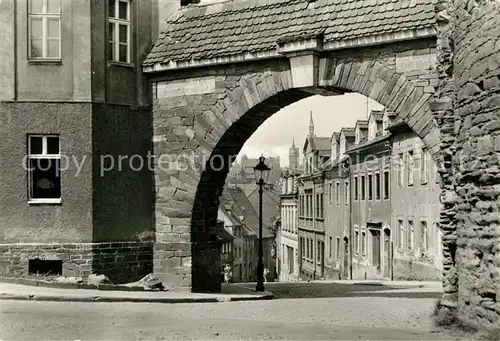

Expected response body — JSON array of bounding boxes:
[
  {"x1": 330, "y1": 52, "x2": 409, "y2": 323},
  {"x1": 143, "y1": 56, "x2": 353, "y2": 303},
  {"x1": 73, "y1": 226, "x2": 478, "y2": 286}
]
[
  {"x1": 383, "y1": 228, "x2": 391, "y2": 278},
  {"x1": 371, "y1": 230, "x2": 381, "y2": 271}
]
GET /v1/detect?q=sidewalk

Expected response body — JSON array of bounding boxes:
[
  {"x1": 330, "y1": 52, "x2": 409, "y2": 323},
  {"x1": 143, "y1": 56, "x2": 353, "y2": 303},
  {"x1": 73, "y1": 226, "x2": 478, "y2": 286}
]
[
  {"x1": 0, "y1": 282, "x2": 274, "y2": 304},
  {"x1": 307, "y1": 279, "x2": 444, "y2": 293},
  {"x1": 309, "y1": 279, "x2": 443, "y2": 288}
]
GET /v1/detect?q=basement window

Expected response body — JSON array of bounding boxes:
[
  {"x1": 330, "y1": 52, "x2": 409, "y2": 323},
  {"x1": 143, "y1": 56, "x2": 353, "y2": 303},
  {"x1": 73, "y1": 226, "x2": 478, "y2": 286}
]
[
  {"x1": 27, "y1": 135, "x2": 61, "y2": 204},
  {"x1": 28, "y1": 258, "x2": 62, "y2": 276}
]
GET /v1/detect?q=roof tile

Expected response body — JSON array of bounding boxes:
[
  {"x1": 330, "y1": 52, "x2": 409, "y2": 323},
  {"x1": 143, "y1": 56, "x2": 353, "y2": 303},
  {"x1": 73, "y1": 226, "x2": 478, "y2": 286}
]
[{"x1": 143, "y1": 0, "x2": 436, "y2": 67}]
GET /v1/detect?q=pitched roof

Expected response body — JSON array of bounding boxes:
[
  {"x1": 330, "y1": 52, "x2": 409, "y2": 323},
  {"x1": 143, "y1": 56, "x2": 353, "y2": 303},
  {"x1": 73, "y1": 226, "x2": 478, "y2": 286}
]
[
  {"x1": 304, "y1": 135, "x2": 331, "y2": 152},
  {"x1": 217, "y1": 228, "x2": 235, "y2": 241},
  {"x1": 370, "y1": 110, "x2": 384, "y2": 122},
  {"x1": 340, "y1": 127, "x2": 356, "y2": 138},
  {"x1": 143, "y1": 0, "x2": 436, "y2": 67},
  {"x1": 355, "y1": 120, "x2": 369, "y2": 129},
  {"x1": 311, "y1": 137, "x2": 331, "y2": 151},
  {"x1": 220, "y1": 185, "x2": 275, "y2": 238}
]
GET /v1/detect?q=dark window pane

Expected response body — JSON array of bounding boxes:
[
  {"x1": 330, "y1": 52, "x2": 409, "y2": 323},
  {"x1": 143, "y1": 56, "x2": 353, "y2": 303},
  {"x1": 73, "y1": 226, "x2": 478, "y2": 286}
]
[
  {"x1": 118, "y1": 1, "x2": 128, "y2": 20},
  {"x1": 108, "y1": 0, "x2": 115, "y2": 18},
  {"x1": 108, "y1": 42, "x2": 115, "y2": 61},
  {"x1": 119, "y1": 44, "x2": 127, "y2": 62},
  {"x1": 46, "y1": 137, "x2": 59, "y2": 154},
  {"x1": 29, "y1": 158, "x2": 61, "y2": 199},
  {"x1": 119, "y1": 24, "x2": 127, "y2": 43},
  {"x1": 109, "y1": 23, "x2": 115, "y2": 41},
  {"x1": 29, "y1": 136, "x2": 43, "y2": 154},
  {"x1": 30, "y1": 39, "x2": 43, "y2": 58}
]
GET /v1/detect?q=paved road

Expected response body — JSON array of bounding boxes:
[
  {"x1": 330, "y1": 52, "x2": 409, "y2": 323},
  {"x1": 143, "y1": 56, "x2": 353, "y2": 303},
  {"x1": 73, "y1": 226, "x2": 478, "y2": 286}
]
[
  {"x1": 1, "y1": 295, "x2": 466, "y2": 340},
  {"x1": 223, "y1": 281, "x2": 442, "y2": 299}
]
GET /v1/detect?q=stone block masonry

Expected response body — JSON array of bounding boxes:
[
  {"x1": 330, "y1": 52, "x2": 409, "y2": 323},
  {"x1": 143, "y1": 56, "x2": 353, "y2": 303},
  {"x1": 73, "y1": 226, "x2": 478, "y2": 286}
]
[
  {"x1": 0, "y1": 242, "x2": 153, "y2": 284},
  {"x1": 452, "y1": 0, "x2": 500, "y2": 330}
]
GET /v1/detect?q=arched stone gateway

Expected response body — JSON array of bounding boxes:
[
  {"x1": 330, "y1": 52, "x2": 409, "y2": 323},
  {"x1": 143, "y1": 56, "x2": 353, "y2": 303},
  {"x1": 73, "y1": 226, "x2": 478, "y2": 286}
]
[{"x1": 142, "y1": 0, "x2": 500, "y2": 329}]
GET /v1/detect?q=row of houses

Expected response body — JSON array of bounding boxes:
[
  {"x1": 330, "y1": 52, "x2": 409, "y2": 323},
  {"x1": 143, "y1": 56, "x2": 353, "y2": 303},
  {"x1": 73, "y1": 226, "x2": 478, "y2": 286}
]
[
  {"x1": 277, "y1": 110, "x2": 442, "y2": 282},
  {"x1": 217, "y1": 183, "x2": 278, "y2": 283}
]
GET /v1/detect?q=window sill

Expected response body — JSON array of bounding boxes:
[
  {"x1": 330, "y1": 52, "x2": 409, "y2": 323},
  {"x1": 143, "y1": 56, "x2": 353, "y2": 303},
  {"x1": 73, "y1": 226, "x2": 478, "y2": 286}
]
[
  {"x1": 28, "y1": 59, "x2": 62, "y2": 65},
  {"x1": 421, "y1": 181, "x2": 428, "y2": 185},
  {"x1": 108, "y1": 61, "x2": 135, "y2": 68},
  {"x1": 28, "y1": 198, "x2": 62, "y2": 205}
]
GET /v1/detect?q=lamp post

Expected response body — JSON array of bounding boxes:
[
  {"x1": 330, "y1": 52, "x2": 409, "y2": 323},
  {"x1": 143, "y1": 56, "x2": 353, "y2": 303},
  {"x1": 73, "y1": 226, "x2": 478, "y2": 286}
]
[{"x1": 253, "y1": 155, "x2": 271, "y2": 292}]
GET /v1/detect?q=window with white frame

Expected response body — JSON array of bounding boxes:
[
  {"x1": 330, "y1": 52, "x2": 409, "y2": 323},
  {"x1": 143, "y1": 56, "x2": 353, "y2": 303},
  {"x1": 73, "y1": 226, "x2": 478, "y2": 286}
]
[
  {"x1": 361, "y1": 175, "x2": 366, "y2": 200},
  {"x1": 344, "y1": 181, "x2": 349, "y2": 205},
  {"x1": 398, "y1": 219, "x2": 404, "y2": 249},
  {"x1": 421, "y1": 148, "x2": 428, "y2": 184},
  {"x1": 361, "y1": 231, "x2": 366, "y2": 255},
  {"x1": 336, "y1": 237, "x2": 340, "y2": 259},
  {"x1": 336, "y1": 181, "x2": 340, "y2": 205},
  {"x1": 355, "y1": 230, "x2": 359, "y2": 253},
  {"x1": 408, "y1": 219, "x2": 414, "y2": 251},
  {"x1": 329, "y1": 236, "x2": 332, "y2": 258},
  {"x1": 108, "y1": 0, "x2": 131, "y2": 63},
  {"x1": 421, "y1": 220, "x2": 428, "y2": 252},
  {"x1": 408, "y1": 150, "x2": 414, "y2": 186},
  {"x1": 27, "y1": 135, "x2": 61, "y2": 202},
  {"x1": 28, "y1": 0, "x2": 61, "y2": 60},
  {"x1": 354, "y1": 176, "x2": 359, "y2": 200},
  {"x1": 397, "y1": 153, "x2": 404, "y2": 187}
]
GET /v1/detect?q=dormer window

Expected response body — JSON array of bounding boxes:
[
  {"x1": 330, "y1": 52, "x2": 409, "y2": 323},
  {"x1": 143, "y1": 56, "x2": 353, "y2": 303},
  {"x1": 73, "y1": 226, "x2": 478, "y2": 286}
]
[
  {"x1": 355, "y1": 129, "x2": 361, "y2": 144},
  {"x1": 331, "y1": 141, "x2": 337, "y2": 160},
  {"x1": 339, "y1": 136, "x2": 346, "y2": 156},
  {"x1": 368, "y1": 119, "x2": 376, "y2": 140}
]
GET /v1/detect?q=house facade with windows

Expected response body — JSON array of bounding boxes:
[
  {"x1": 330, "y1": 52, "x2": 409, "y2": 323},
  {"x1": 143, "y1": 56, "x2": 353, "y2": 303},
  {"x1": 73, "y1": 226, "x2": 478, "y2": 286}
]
[
  {"x1": 347, "y1": 111, "x2": 392, "y2": 280},
  {"x1": 0, "y1": 0, "x2": 180, "y2": 283},
  {"x1": 388, "y1": 121, "x2": 442, "y2": 280},
  {"x1": 322, "y1": 132, "x2": 350, "y2": 280},
  {"x1": 277, "y1": 169, "x2": 300, "y2": 282},
  {"x1": 297, "y1": 113, "x2": 329, "y2": 280}
]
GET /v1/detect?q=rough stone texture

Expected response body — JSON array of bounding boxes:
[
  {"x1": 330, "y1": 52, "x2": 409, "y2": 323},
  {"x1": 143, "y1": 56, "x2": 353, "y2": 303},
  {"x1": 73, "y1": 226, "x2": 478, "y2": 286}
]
[
  {"x1": 0, "y1": 242, "x2": 153, "y2": 284},
  {"x1": 150, "y1": 37, "x2": 441, "y2": 292},
  {"x1": 431, "y1": 0, "x2": 459, "y2": 312},
  {"x1": 452, "y1": 0, "x2": 500, "y2": 330}
]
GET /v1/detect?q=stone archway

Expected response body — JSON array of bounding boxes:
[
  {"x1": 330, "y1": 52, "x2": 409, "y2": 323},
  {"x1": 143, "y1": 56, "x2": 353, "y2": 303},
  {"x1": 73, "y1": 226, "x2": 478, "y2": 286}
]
[{"x1": 149, "y1": 46, "x2": 442, "y2": 291}]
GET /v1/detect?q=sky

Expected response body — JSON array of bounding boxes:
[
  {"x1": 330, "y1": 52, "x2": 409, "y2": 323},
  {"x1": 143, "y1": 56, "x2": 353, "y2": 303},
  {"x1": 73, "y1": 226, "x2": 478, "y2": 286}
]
[{"x1": 238, "y1": 93, "x2": 384, "y2": 167}]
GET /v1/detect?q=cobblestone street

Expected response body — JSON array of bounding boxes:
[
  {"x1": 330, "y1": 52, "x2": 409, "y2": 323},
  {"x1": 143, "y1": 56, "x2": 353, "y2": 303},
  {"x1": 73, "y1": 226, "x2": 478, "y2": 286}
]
[
  {"x1": 1, "y1": 290, "x2": 467, "y2": 340},
  {"x1": 222, "y1": 281, "x2": 443, "y2": 299}
]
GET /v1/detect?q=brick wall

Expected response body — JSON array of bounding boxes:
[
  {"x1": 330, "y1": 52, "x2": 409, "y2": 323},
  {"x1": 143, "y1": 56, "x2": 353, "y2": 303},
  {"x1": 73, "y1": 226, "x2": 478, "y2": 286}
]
[{"x1": 0, "y1": 242, "x2": 153, "y2": 284}]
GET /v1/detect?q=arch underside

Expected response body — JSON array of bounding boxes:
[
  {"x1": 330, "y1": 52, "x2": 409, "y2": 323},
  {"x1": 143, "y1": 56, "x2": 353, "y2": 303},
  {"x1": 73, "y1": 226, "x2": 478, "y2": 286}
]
[
  {"x1": 151, "y1": 49, "x2": 445, "y2": 293},
  {"x1": 188, "y1": 57, "x2": 441, "y2": 291}
]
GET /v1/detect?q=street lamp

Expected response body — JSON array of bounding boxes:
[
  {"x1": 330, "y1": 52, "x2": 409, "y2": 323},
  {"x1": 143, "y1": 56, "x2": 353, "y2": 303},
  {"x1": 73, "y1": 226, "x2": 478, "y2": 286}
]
[{"x1": 253, "y1": 155, "x2": 271, "y2": 292}]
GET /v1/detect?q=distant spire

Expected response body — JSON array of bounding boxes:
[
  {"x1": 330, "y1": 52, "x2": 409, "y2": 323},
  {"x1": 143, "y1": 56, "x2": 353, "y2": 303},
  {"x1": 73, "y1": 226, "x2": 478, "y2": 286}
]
[
  {"x1": 308, "y1": 110, "x2": 314, "y2": 137},
  {"x1": 291, "y1": 136, "x2": 295, "y2": 148}
]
